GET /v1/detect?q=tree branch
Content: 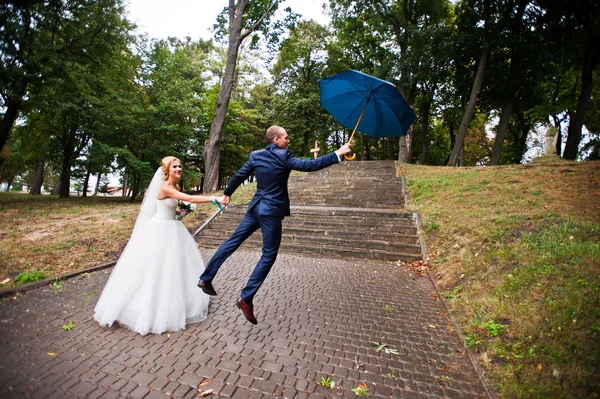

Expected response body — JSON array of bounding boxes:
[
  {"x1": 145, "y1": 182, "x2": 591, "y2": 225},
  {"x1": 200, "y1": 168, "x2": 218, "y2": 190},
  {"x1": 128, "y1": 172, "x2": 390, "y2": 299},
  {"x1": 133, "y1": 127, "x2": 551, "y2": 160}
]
[{"x1": 240, "y1": 1, "x2": 277, "y2": 41}]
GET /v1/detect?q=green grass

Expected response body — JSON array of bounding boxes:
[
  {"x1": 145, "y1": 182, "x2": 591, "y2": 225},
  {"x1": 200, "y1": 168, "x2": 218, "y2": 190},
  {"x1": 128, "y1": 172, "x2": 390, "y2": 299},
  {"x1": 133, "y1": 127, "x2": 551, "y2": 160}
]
[
  {"x1": 403, "y1": 161, "x2": 600, "y2": 399},
  {"x1": 15, "y1": 270, "x2": 48, "y2": 285}
]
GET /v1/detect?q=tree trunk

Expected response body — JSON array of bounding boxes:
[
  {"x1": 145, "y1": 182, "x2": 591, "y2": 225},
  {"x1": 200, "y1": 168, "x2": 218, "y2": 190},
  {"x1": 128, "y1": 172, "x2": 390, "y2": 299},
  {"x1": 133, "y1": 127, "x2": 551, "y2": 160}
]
[
  {"x1": 365, "y1": 137, "x2": 371, "y2": 160},
  {"x1": 0, "y1": 79, "x2": 27, "y2": 156},
  {"x1": 59, "y1": 124, "x2": 77, "y2": 198},
  {"x1": 513, "y1": 123, "x2": 530, "y2": 164},
  {"x1": 121, "y1": 172, "x2": 128, "y2": 197},
  {"x1": 51, "y1": 181, "x2": 61, "y2": 195},
  {"x1": 203, "y1": 0, "x2": 276, "y2": 192},
  {"x1": 29, "y1": 160, "x2": 44, "y2": 195},
  {"x1": 552, "y1": 114, "x2": 562, "y2": 156},
  {"x1": 490, "y1": 97, "x2": 515, "y2": 164},
  {"x1": 564, "y1": 36, "x2": 596, "y2": 160},
  {"x1": 130, "y1": 174, "x2": 140, "y2": 201},
  {"x1": 386, "y1": 137, "x2": 394, "y2": 160},
  {"x1": 82, "y1": 169, "x2": 91, "y2": 197},
  {"x1": 203, "y1": 5, "x2": 244, "y2": 193},
  {"x1": 419, "y1": 99, "x2": 431, "y2": 164},
  {"x1": 5, "y1": 176, "x2": 14, "y2": 192},
  {"x1": 93, "y1": 174, "x2": 101, "y2": 196},
  {"x1": 490, "y1": 0, "x2": 529, "y2": 164},
  {"x1": 447, "y1": 45, "x2": 489, "y2": 166},
  {"x1": 398, "y1": 126, "x2": 413, "y2": 163},
  {"x1": 397, "y1": 83, "x2": 417, "y2": 163}
]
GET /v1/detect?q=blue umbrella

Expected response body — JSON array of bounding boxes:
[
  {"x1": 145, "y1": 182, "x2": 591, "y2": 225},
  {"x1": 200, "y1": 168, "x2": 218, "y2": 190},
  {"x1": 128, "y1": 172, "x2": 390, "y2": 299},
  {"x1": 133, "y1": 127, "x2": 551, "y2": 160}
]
[{"x1": 320, "y1": 70, "x2": 416, "y2": 144}]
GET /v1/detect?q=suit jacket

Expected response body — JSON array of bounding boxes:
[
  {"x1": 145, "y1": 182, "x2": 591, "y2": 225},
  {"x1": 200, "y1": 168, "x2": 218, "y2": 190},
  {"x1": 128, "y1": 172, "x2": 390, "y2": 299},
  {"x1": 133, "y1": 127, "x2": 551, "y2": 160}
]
[{"x1": 223, "y1": 144, "x2": 340, "y2": 217}]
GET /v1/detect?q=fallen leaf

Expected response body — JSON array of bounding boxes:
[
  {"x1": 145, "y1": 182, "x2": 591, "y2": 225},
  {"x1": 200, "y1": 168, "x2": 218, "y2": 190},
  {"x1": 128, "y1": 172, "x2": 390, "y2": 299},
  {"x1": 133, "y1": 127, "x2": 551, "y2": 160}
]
[
  {"x1": 197, "y1": 389, "x2": 214, "y2": 397},
  {"x1": 1, "y1": 278, "x2": 10, "y2": 284},
  {"x1": 428, "y1": 325, "x2": 437, "y2": 329},
  {"x1": 47, "y1": 352, "x2": 57, "y2": 356},
  {"x1": 537, "y1": 364, "x2": 543, "y2": 371}
]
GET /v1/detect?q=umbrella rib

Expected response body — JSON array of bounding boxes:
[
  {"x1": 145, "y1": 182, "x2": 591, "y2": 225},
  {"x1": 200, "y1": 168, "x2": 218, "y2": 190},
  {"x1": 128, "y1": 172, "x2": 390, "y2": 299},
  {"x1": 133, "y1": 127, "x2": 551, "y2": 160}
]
[{"x1": 320, "y1": 71, "x2": 415, "y2": 138}]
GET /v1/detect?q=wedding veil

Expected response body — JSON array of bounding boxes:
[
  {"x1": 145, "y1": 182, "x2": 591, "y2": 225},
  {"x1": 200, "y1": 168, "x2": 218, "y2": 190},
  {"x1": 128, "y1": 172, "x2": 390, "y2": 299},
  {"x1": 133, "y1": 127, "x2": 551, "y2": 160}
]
[{"x1": 131, "y1": 168, "x2": 164, "y2": 236}]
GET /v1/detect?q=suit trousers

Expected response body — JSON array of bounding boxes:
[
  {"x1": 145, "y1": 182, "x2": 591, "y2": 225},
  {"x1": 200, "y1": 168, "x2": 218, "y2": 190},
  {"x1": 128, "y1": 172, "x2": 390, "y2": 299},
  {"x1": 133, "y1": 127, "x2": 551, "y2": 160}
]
[{"x1": 200, "y1": 206, "x2": 283, "y2": 304}]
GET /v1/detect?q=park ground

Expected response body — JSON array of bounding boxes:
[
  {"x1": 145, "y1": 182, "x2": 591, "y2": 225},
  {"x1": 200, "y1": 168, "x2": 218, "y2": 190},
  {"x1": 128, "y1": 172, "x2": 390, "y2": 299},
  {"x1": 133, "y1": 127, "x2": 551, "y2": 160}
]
[{"x1": 1, "y1": 158, "x2": 599, "y2": 398}]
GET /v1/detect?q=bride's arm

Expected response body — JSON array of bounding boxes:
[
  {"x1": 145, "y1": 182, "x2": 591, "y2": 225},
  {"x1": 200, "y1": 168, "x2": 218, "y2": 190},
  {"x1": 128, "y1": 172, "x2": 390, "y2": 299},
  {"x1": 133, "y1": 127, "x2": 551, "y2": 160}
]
[{"x1": 159, "y1": 185, "x2": 224, "y2": 204}]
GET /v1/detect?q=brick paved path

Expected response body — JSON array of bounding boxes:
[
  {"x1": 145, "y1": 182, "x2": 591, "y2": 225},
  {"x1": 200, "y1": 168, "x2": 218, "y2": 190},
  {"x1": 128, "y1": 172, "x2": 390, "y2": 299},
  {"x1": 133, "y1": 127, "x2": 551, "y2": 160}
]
[{"x1": 0, "y1": 250, "x2": 487, "y2": 398}]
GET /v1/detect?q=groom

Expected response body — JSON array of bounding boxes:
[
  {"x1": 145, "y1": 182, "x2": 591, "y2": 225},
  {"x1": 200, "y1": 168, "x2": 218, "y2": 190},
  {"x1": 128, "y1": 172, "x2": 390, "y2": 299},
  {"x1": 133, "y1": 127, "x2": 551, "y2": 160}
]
[{"x1": 198, "y1": 125, "x2": 352, "y2": 324}]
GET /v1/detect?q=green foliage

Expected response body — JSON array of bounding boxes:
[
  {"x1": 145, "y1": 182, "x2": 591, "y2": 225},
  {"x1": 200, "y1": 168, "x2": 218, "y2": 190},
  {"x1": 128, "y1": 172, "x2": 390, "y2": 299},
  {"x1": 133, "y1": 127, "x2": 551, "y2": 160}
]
[
  {"x1": 370, "y1": 340, "x2": 400, "y2": 355},
  {"x1": 317, "y1": 376, "x2": 335, "y2": 389},
  {"x1": 51, "y1": 279, "x2": 63, "y2": 293},
  {"x1": 480, "y1": 320, "x2": 505, "y2": 337},
  {"x1": 351, "y1": 384, "x2": 369, "y2": 397},
  {"x1": 15, "y1": 270, "x2": 48, "y2": 285},
  {"x1": 61, "y1": 321, "x2": 74, "y2": 331}
]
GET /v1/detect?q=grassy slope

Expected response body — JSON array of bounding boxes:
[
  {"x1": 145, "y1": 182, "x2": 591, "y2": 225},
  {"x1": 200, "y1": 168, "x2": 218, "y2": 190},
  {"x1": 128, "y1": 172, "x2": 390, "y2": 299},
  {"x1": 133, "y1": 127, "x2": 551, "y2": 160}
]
[
  {"x1": 402, "y1": 159, "x2": 600, "y2": 399},
  {"x1": 0, "y1": 184, "x2": 257, "y2": 288}
]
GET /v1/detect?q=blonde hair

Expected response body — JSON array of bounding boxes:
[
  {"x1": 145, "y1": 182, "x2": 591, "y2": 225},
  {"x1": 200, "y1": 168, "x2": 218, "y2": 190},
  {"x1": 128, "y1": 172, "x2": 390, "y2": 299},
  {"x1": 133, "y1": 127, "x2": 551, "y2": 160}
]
[{"x1": 160, "y1": 156, "x2": 181, "y2": 189}]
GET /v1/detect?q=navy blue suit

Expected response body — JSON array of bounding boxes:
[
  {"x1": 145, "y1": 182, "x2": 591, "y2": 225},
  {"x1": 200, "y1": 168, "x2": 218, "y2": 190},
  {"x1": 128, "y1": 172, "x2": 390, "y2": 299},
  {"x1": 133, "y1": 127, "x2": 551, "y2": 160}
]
[{"x1": 200, "y1": 143, "x2": 340, "y2": 303}]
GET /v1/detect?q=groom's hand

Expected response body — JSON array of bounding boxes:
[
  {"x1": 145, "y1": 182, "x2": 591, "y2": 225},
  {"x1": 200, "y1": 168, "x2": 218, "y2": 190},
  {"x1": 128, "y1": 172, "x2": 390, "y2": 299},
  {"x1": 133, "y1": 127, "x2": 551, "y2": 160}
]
[
  {"x1": 222, "y1": 195, "x2": 231, "y2": 206},
  {"x1": 335, "y1": 142, "x2": 352, "y2": 157}
]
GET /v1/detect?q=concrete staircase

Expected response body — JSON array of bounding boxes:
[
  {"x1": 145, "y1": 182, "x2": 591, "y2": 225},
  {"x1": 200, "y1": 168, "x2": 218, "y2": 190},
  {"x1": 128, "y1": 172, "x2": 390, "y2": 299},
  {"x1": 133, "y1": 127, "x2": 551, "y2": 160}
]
[{"x1": 196, "y1": 161, "x2": 423, "y2": 262}]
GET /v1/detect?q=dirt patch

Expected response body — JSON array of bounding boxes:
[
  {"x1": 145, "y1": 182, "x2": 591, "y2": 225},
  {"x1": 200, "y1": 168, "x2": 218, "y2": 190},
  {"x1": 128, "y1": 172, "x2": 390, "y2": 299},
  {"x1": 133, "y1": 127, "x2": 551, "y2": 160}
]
[{"x1": 22, "y1": 231, "x2": 51, "y2": 241}]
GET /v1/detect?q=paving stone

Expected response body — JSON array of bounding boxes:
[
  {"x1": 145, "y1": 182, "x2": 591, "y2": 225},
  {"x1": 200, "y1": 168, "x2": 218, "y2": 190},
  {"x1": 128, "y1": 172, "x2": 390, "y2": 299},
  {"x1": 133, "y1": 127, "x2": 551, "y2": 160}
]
[
  {"x1": 69, "y1": 381, "x2": 97, "y2": 397},
  {"x1": 127, "y1": 385, "x2": 150, "y2": 398},
  {"x1": 0, "y1": 246, "x2": 488, "y2": 399},
  {"x1": 145, "y1": 390, "x2": 171, "y2": 399},
  {"x1": 131, "y1": 371, "x2": 156, "y2": 386},
  {"x1": 178, "y1": 372, "x2": 203, "y2": 388}
]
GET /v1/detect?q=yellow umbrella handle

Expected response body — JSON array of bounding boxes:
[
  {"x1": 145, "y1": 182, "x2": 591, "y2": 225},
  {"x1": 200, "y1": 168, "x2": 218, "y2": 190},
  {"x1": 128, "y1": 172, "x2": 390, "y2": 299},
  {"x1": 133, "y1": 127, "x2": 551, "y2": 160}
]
[{"x1": 344, "y1": 101, "x2": 368, "y2": 161}]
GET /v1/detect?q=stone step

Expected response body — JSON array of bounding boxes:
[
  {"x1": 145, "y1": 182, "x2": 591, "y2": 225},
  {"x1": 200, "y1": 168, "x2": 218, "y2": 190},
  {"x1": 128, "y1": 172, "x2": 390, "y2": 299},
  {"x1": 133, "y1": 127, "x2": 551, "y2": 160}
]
[
  {"x1": 215, "y1": 207, "x2": 415, "y2": 224},
  {"x1": 291, "y1": 175, "x2": 401, "y2": 182},
  {"x1": 219, "y1": 205, "x2": 414, "y2": 218},
  {"x1": 290, "y1": 200, "x2": 402, "y2": 208},
  {"x1": 289, "y1": 189, "x2": 402, "y2": 197},
  {"x1": 197, "y1": 161, "x2": 422, "y2": 262},
  {"x1": 207, "y1": 220, "x2": 417, "y2": 235},
  {"x1": 200, "y1": 231, "x2": 420, "y2": 253},
  {"x1": 197, "y1": 237, "x2": 422, "y2": 262},
  {"x1": 202, "y1": 225, "x2": 420, "y2": 248}
]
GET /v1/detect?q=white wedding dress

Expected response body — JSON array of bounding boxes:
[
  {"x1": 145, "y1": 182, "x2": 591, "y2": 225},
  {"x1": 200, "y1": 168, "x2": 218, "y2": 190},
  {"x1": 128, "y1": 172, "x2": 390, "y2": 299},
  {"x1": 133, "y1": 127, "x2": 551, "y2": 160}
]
[{"x1": 94, "y1": 195, "x2": 209, "y2": 335}]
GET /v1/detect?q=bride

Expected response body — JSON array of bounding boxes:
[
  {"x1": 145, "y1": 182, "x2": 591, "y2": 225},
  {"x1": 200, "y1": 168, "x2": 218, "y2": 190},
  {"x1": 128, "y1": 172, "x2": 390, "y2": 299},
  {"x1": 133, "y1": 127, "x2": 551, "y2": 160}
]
[{"x1": 94, "y1": 156, "x2": 223, "y2": 335}]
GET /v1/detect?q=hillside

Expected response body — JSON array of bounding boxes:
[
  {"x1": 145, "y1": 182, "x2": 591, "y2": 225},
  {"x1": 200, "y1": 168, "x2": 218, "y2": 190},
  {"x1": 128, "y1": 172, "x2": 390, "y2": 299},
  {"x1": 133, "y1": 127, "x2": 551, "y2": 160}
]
[{"x1": 403, "y1": 159, "x2": 600, "y2": 398}]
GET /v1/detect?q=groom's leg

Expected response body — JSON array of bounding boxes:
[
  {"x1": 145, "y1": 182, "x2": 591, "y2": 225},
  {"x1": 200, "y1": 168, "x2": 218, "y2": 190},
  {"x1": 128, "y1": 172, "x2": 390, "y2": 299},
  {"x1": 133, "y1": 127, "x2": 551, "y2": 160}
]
[
  {"x1": 240, "y1": 214, "x2": 283, "y2": 304},
  {"x1": 200, "y1": 210, "x2": 259, "y2": 282}
]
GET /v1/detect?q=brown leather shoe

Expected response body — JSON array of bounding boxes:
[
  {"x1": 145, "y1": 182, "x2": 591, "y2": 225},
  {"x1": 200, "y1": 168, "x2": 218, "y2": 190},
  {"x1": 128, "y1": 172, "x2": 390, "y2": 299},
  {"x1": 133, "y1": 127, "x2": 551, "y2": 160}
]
[
  {"x1": 236, "y1": 298, "x2": 257, "y2": 324},
  {"x1": 198, "y1": 280, "x2": 217, "y2": 296}
]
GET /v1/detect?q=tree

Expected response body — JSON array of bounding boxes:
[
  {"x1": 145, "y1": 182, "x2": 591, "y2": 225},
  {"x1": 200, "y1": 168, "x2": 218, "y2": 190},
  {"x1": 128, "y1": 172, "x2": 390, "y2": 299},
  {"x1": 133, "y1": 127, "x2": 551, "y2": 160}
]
[
  {"x1": 488, "y1": 0, "x2": 533, "y2": 165},
  {"x1": 0, "y1": 0, "x2": 131, "y2": 159},
  {"x1": 560, "y1": 0, "x2": 600, "y2": 160},
  {"x1": 447, "y1": 0, "x2": 491, "y2": 166},
  {"x1": 203, "y1": 0, "x2": 291, "y2": 193},
  {"x1": 328, "y1": 0, "x2": 453, "y2": 163},
  {"x1": 272, "y1": 20, "x2": 332, "y2": 157}
]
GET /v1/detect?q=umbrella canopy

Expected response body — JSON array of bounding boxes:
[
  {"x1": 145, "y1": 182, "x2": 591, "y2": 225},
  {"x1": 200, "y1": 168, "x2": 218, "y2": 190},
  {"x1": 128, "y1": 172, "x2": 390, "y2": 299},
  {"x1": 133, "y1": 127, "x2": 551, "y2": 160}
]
[{"x1": 320, "y1": 70, "x2": 416, "y2": 139}]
